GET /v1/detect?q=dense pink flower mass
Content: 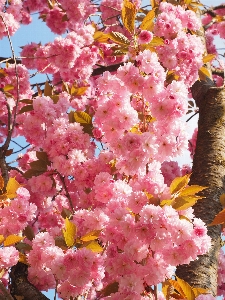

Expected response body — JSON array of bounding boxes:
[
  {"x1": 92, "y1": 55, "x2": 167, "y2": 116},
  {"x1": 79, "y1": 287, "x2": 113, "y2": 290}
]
[{"x1": 0, "y1": 0, "x2": 224, "y2": 299}]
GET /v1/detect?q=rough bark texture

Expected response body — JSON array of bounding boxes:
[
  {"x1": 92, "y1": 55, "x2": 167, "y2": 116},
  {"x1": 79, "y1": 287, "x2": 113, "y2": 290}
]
[
  {"x1": 9, "y1": 262, "x2": 49, "y2": 300},
  {"x1": 176, "y1": 86, "x2": 225, "y2": 295}
]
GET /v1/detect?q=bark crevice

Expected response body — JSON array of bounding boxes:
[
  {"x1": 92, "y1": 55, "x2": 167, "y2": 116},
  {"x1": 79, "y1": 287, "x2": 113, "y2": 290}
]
[{"x1": 176, "y1": 86, "x2": 225, "y2": 295}]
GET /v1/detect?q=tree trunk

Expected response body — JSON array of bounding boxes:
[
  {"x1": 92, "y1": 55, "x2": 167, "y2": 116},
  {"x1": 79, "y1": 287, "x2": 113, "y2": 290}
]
[{"x1": 176, "y1": 85, "x2": 225, "y2": 296}]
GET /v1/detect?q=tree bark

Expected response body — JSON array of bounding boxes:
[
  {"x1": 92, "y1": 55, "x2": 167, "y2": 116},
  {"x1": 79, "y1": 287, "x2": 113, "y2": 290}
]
[
  {"x1": 176, "y1": 85, "x2": 225, "y2": 296},
  {"x1": 9, "y1": 262, "x2": 49, "y2": 300}
]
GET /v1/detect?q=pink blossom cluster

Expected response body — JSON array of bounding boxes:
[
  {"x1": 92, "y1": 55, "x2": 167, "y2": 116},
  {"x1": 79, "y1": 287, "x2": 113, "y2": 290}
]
[
  {"x1": 0, "y1": 0, "x2": 218, "y2": 298},
  {"x1": 20, "y1": 24, "x2": 99, "y2": 82},
  {"x1": 0, "y1": 187, "x2": 37, "y2": 236},
  {"x1": 155, "y1": 2, "x2": 201, "y2": 39}
]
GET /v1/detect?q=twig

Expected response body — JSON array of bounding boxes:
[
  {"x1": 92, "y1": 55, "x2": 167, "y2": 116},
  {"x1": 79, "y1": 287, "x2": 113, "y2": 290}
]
[
  {"x1": 0, "y1": 15, "x2": 19, "y2": 151},
  {"x1": 12, "y1": 143, "x2": 30, "y2": 154},
  {"x1": 186, "y1": 111, "x2": 199, "y2": 122},
  {"x1": 57, "y1": 172, "x2": 75, "y2": 212},
  {"x1": 7, "y1": 166, "x2": 24, "y2": 176}
]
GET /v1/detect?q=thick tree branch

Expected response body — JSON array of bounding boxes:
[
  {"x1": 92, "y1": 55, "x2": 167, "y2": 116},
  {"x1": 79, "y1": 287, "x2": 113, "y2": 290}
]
[{"x1": 10, "y1": 263, "x2": 49, "y2": 300}]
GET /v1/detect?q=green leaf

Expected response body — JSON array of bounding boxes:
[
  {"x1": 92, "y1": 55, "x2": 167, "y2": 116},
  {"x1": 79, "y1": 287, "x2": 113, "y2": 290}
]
[
  {"x1": 121, "y1": 0, "x2": 136, "y2": 33},
  {"x1": 140, "y1": 9, "x2": 155, "y2": 31},
  {"x1": 100, "y1": 282, "x2": 119, "y2": 297},
  {"x1": 19, "y1": 105, "x2": 34, "y2": 114},
  {"x1": 108, "y1": 32, "x2": 130, "y2": 45},
  {"x1": 74, "y1": 111, "x2": 92, "y2": 124}
]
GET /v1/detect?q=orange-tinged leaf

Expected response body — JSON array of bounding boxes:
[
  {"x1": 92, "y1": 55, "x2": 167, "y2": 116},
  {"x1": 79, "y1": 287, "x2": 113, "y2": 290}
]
[
  {"x1": 184, "y1": 0, "x2": 193, "y2": 4},
  {"x1": 140, "y1": 9, "x2": 155, "y2": 31},
  {"x1": 162, "y1": 280, "x2": 171, "y2": 300},
  {"x1": 108, "y1": 32, "x2": 130, "y2": 45},
  {"x1": 203, "y1": 54, "x2": 216, "y2": 64},
  {"x1": 0, "y1": 69, "x2": 7, "y2": 78},
  {"x1": 4, "y1": 235, "x2": 24, "y2": 247},
  {"x1": 150, "y1": 0, "x2": 157, "y2": 9},
  {"x1": 85, "y1": 240, "x2": 103, "y2": 253},
  {"x1": 94, "y1": 31, "x2": 109, "y2": 43},
  {"x1": 71, "y1": 86, "x2": 89, "y2": 96},
  {"x1": 63, "y1": 218, "x2": 77, "y2": 247},
  {"x1": 0, "y1": 235, "x2": 5, "y2": 244},
  {"x1": 220, "y1": 194, "x2": 225, "y2": 207},
  {"x1": 170, "y1": 174, "x2": 191, "y2": 196},
  {"x1": 19, "y1": 253, "x2": 28, "y2": 265},
  {"x1": 179, "y1": 185, "x2": 207, "y2": 197},
  {"x1": 168, "y1": 279, "x2": 186, "y2": 298},
  {"x1": 176, "y1": 277, "x2": 195, "y2": 300},
  {"x1": 172, "y1": 195, "x2": 203, "y2": 211},
  {"x1": 121, "y1": 0, "x2": 136, "y2": 33},
  {"x1": 0, "y1": 193, "x2": 7, "y2": 201},
  {"x1": 149, "y1": 36, "x2": 164, "y2": 46},
  {"x1": 80, "y1": 230, "x2": 102, "y2": 242},
  {"x1": 68, "y1": 110, "x2": 76, "y2": 123},
  {"x1": 0, "y1": 269, "x2": 5, "y2": 278},
  {"x1": 199, "y1": 67, "x2": 211, "y2": 81},
  {"x1": 192, "y1": 287, "x2": 209, "y2": 297},
  {"x1": 166, "y1": 70, "x2": 179, "y2": 84},
  {"x1": 19, "y1": 104, "x2": 34, "y2": 114},
  {"x1": 44, "y1": 81, "x2": 53, "y2": 96},
  {"x1": 3, "y1": 84, "x2": 14, "y2": 92},
  {"x1": 100, "y1": 282, "x2": 119, "y2": 297},
  {"x1": 208, "y1": 208, "x2": 225, "y2": 226},
  {"x1": 160, "y1": 199, "x2": 174, "y2": 207},
  {"x1": 0, "y1": 175, "x2": 4, "y2": 190},
  {"x1": 6, "y1": 177, "x2": 21, "y2": 199},
  {"x1": 74, "y1": 111, "x2": 92, "y2": 124}
]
